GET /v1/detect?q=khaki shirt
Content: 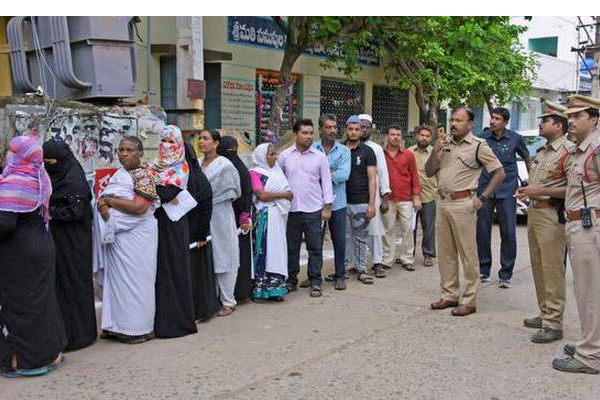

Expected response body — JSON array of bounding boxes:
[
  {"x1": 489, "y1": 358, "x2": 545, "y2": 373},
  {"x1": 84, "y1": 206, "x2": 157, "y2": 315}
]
[
  {"x1": 437, "y1": 132, "x2": 502, "y2": 194},
  {"x1": 528, "y1": 135, "x2": 572, "y2": 203},
  {"x1": 554, "y1": 129, "x2": 600, "y2": 212},
  {"x1": 409, "y1": 144, "x2": 438, "y2": 203}
]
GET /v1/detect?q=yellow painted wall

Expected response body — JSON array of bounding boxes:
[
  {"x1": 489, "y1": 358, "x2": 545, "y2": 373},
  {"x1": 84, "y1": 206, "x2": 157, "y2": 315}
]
[
  {"x1": 0, "y1": 16, "x2": 13, "y2": 96},
  {"x1": 202, "y1": 16, "x2": 420, "y2": 132}
]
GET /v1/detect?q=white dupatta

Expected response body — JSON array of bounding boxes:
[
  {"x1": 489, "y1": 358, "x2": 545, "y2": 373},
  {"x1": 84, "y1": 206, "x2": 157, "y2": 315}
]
[
  {"x1": 250, "y1": 143, "x2": 291, "y2": 215},
  {"x1": 250, "y1": 143, "x2": 291, "y2": 278}
]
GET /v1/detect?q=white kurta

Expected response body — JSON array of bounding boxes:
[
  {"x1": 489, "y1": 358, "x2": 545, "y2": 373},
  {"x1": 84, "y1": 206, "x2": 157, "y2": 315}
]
[
  {"x1": 364, "y1": 139, "x2": 391, "y2": 236},
  {"x1": 93, "y1": 168, "x2": 159, "y2": 336}
]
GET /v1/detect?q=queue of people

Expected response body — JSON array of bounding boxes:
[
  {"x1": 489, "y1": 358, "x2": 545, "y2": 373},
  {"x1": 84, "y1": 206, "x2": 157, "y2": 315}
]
[{"x1": 1, "y1": 96, "x2": 600, "y2": 378}]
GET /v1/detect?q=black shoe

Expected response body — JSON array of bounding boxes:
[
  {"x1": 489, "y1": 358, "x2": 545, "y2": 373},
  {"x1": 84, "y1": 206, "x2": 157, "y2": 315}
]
[
  {"x1": 564, "y1": 344, "x2": 575, "y2": 357},
  {"x1": 523, "y1": 316, "x2": 542, "y2": 329}
]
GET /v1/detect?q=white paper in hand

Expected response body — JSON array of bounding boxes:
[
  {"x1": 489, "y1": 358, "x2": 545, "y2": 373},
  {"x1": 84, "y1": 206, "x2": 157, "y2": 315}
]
[{"x1": 162, "y1": 190, "x2": 197, "y2": 222}]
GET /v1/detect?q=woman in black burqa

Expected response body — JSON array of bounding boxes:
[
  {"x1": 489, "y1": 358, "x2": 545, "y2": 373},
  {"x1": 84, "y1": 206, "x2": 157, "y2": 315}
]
[
  {"x1": 0, "y1": 136, "x2": 66, "y2": 377},
  {"x1": 43, "y1": 138, "x2": 97, "y2": 351},
  {"x1": 216, "y1": 135, "x2": 253, "y2": 302},
  {"x1": 149, "y1": 125, "x2": 197, "y2": 338},
  {"x1": 184, "y1": 137, "x2": 220, "y2": 321}
]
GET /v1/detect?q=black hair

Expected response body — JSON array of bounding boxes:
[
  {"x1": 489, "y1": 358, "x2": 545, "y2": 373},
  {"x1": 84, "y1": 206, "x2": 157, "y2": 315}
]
[
  {"x1": 584, "y1": 108, "x2": 600, "y2": 120},
  {"x1": 318, "y1": 114, "x2": 337, "y2": 128},
  {"x1": 491, "y1": 107, "x2": 511, "y2": 122},
  {"x1": 387, "y1": 124, "x2": 403, "y2": 134},
  {"x1": 120, "y1": 136, "x2": 144, "y2": 153},
  {"x1": 293, "y1": 118, "x2": 314, "y2": 133},
  {"x1": 417, "y1": 124, "x2": 433, "y2": 136},
  {"x1": 547, "y1": 115, "x2": 568, "y2": 134},
  {"x1": 201, "y1": 129, "x2": 221, "y2": 143},
  {"x1": 452, "y1": 107, "x2": 475, "y2": 122}
]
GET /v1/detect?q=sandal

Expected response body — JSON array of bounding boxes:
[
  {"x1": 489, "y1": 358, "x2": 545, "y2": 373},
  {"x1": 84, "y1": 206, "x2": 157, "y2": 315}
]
[
  {"x1": 218, "y1": 306, "x2": 235, "y2": 317},
  {"x1": 358, "y1": 272, "x2": 374, "y2": 284},
  {"x1": 334, "y1": 280, "x2": 347, "y2": 290},
  {"x1": 310, "y1": 286, "x2": 322, "y2": 297},
  {"x1": 324, "y1": 273, "x2": 349, "y2": 282},
  {"x1": 372, "y1": 264, "x2": 387, "y2": 278},
  {"x1": 401, "y1": 263, "x2": 415, "y2": 271},
  {"x1": 100, "y1": 330, "x2": 119, "y2": 340},
  {"x1": 2, "y1": 354, "x2": 65, "y2": 378},
  {"x1": 118, "y1": 333, "x2": 153, "y2": 345}
]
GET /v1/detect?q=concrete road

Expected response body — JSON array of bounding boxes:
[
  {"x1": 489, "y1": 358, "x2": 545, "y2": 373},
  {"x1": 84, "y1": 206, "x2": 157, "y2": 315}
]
[{"x1": 3, "y1": 224, "x2": 599, "y2": 399}]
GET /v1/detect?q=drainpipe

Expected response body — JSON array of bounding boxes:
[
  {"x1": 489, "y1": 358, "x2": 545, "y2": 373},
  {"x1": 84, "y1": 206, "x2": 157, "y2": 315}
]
[{"x1": 147, "y1": 16, "x2": 151, "y2": 102}]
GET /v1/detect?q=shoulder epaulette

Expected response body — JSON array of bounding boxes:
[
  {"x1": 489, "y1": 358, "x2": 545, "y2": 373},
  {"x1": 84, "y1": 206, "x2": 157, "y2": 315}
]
[
  {"x1": 592, "y1": 139, "x2": 600, "y2": 156},
  {"x1": 567, "y1": 143, "x2": 578, "y2": 153}
]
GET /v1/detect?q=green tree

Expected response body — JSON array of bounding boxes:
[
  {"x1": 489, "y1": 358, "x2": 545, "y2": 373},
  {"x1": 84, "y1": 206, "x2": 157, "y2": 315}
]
[
  {"x1": 326, "y1": 16, "x2": 537, "y2": 128},
  {"x1": 270, "y1": 16, "x2": 366, "y2": 135}
]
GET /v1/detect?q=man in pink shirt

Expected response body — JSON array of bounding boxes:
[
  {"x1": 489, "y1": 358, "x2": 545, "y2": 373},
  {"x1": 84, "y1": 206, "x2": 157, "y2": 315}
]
[{"x1": 278, "y1": 119, "x2": 334, "y2": 297}]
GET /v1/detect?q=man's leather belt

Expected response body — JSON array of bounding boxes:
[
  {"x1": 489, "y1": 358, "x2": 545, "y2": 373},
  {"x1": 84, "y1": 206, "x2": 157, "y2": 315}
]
[
  {"x1": 439, "y1": 190, "x2": 473, "y2": 200},
  {"x1": 566, "y1": 209, "x2": 600, "y2": 221},
  {"x1": 530, "y1": 199, "x2": 553, "y2": 209}
]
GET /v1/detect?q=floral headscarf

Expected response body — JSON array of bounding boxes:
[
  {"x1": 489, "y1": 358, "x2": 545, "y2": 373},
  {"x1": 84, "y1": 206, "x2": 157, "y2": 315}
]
[
  {"x1": 148, "y1": 125, "x2": 189, "y2": 189},
  {"x1": 0, "y1": 136, "x2": 52, "y2": 224}
]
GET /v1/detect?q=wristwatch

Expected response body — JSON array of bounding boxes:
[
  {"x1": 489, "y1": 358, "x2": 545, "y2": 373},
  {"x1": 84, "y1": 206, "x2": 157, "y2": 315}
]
[{"x1": 478, "y1": 194, "x2": 488, "y2": 203}]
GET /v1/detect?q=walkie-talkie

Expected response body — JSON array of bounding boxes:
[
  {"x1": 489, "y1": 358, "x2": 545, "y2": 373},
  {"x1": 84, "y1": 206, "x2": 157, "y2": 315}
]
[{"x1": 580, "y1": 181, "x2": 593, "y2": 229}]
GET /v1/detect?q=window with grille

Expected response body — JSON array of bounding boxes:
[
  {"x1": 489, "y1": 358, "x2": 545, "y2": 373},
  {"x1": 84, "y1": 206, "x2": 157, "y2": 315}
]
[
  {"x1": 320, "y1": 79, "x2": 365, "y2": 137},
  {"x1": 372, "y1": 85, "x2": 409, "y2": 136}
]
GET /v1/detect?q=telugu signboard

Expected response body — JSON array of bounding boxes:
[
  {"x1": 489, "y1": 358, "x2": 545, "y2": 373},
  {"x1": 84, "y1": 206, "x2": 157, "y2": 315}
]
[
  {"x1": 221, "y1": 77, "x2": 256, "y2": 134},
  {"x1": 227, "y1": 16, "x2": 380, "y2": 67}
]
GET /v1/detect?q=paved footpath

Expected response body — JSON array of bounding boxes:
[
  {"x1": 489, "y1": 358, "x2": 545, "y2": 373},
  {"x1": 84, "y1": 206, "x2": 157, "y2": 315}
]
[{"x1": 2, "y1": 225, "x2": 599, "y2": 399}]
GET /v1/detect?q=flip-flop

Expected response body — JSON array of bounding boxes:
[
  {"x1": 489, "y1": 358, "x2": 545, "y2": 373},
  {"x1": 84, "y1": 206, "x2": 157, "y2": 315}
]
[{"x1": 2, "y1": 356, "x2": 66, "y2": 378}]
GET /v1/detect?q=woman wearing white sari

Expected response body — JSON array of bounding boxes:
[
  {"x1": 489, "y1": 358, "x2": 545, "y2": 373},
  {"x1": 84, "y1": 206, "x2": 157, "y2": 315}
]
[
  {"x1": 198, "y1": 130, "x2": 241, "y2": 317},
  {"x1": 93, "y1": 137, "x2": 159, "y2": 344},
  {"x1": 249, "y1": 143, "x2": 293, "y2": 301}
]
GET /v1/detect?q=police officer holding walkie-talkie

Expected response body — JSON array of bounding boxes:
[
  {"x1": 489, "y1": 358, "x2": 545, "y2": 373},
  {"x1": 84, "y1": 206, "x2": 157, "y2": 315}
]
[{"x1": 517, "y1": 95, "x2": 600, "y2": 374}]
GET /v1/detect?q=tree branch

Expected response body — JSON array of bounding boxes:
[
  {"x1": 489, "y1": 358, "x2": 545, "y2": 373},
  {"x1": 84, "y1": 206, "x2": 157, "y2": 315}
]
[{"x1": 272, "y1": 16, "x2": 289, "y2": 36}]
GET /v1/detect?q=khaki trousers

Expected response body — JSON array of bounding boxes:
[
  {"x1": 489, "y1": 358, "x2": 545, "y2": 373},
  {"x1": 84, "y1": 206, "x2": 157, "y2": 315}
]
[
  {"x1": 382, "y1": 201, "x2": 414, "y2": 266},
  {"x1": 437, "y1": 197, "x2": 479, "y2": 307},
  {"x1": 567, "y1": 221, "x2": 600, "y2": 370},
  {"x1": 527, "y1": 208, "x2": 566, "y2": 330}
]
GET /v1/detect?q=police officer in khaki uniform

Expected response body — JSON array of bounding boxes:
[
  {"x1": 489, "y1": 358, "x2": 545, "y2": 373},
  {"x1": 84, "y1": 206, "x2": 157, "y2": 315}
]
[
  {"x1": 517, "y1": 100, "x2": 571, "y2": 344},
  {"x1": 425, "y1": 108, "x2": 504, "y2": 316},
  {"x1": 519, "y1": 95, "x2": 600, "y2": 374}
]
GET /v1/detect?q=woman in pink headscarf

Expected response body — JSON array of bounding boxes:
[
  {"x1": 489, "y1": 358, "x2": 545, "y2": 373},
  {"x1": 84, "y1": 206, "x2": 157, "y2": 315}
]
[{"x1": 0, "y1": 136, "x2": 67, "y2": 378}]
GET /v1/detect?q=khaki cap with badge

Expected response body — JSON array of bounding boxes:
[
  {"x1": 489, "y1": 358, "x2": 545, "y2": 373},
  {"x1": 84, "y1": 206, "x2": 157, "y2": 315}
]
[
  {"x1": 538, "y1": 98, "x2": 568, "y2": 118},
  {"x1": 564, "y1": 94, "x2": 600, "y2": 115}
]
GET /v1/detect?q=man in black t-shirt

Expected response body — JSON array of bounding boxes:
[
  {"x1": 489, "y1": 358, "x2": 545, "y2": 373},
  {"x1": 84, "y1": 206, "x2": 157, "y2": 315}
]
[{"x1": 343, "y1": 115, "x2": 377, "y2": 284}]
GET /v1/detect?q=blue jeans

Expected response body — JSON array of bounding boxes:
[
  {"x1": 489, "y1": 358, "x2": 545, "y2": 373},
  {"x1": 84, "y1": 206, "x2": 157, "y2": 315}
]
[
  {"x1": 477, "y1": 196, "x2": 517, "y2": 280},
  {"x1": 286, "y1": 210, "x2": 323, "y2": 287},
  {"x1": 328, "y1": 207, "x2": 347, "y2": 281}
]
